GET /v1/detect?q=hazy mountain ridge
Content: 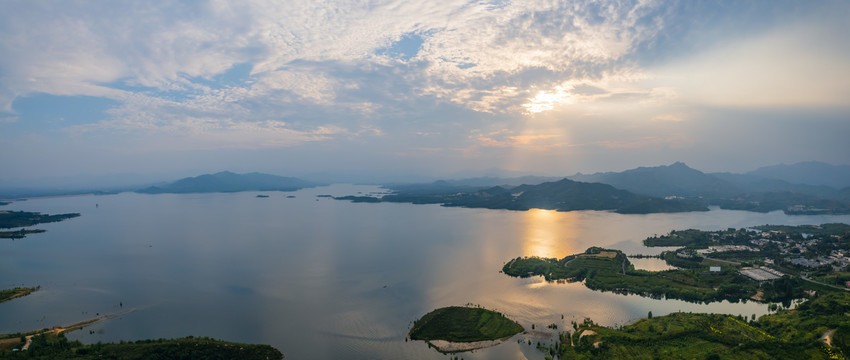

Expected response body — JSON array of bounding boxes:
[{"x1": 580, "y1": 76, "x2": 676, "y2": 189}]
[
  {"x1": 137, "y1": 171, "x2": 320, "y2": 194},
  {"x1": 385, "y1": 176, "x2": 562, "y2": 195},
  {"x1": 745, "y1": 161, "x2": 850, "y2": 189},
  {"x1": 568, "y1": 161, "x2": 850, "y2": 214},
  {"x1": 342, "y1": 177, "x2": 708, "y2": 214},
  {"x1": 569, "y1": 162, "x2": 739, "y2": 198}
]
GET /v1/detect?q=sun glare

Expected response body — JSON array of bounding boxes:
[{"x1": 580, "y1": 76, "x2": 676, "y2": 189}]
[
  {"x1": 521, "y1": 208, "x2": 575, "y2": 258},
  {"x1": 523, "y1": 85, "x2": 576, "y2": 113}
]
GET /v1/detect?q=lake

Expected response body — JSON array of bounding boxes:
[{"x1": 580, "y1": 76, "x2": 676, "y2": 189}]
[{"x1": 2, "y1": 184, "x2": 850, "y2": 359}]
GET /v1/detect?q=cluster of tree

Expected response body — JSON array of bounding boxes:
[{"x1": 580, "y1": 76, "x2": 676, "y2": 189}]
[
  {"x1": 0, "y1": 333, "x2": 283, "y2": 359},
  {"x1": 556, "y1": 293, "x2": 850, "y2": 359},
  {"x1": 0, "y1": 211, "x2": 80, "y2": 229},
  {"x1": 409, "y1": 306, "x2": 524, "y2": 343}
]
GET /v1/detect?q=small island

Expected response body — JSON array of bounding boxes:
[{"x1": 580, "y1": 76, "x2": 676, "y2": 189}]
[
  {"x1": 0, "y1": 211, "x2": 81, "y2": 229},
  {"x1": 0, "y1": 211, "x2": 81, "y2": 239},
  {"x1": 409, "y1": 306, "x2": 524, "y2": 353},
  {"x1": 0, "y1": 287, "x2": 39, "y2": 303}
]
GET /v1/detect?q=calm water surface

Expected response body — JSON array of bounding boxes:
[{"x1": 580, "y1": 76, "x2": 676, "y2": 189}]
[{"x1": 3, "y1": 185, "x2": 850, "y2": 359}]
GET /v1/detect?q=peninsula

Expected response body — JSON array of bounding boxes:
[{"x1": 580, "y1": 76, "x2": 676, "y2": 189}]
[
  {"x1": 503, "y1": 223, "x2": 850, "y2": 303},
  {"x1": 0, "y1": 287, "x2": 39, "y2": 303}
]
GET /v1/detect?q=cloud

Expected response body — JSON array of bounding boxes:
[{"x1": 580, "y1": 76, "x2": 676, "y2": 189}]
[
  {"x1": 1, "y1": 1, "x2": 672, "y2": 117},
  {"x1": 470, "y1": 129, "x2": 569, "y2": 151},
  {"x1": 2, "y1": 0, "x2": 848, "y2": 178}
]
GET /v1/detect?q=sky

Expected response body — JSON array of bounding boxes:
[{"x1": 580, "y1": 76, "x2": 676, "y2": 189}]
[{"x1": 1, "y1": 0, "x2": 849, "y2": 185}]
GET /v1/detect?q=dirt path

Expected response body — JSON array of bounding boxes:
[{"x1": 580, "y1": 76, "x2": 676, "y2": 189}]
[
  {"x1": 822, "y1": 329, "x2": 836, "y2": 347},
  {"x1": 18, "y1": 308, "x2": 135, "y2": 351}
]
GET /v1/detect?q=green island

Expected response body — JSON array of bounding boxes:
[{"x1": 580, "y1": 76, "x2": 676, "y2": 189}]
[
  {"x1": 0, "y1": 287, "x2": 39, "y2": 303},
  {"x1": 0, "y1": 211, "x2": 80, "y2": 238},
  {"x1": 544, "y1": 291, "x2": 850, "y2": 359},
  {"x1": 409, "y1": 306, "x2": 524, "y2": 353}
]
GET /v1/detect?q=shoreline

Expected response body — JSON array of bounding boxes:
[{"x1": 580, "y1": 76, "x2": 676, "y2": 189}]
[{"x1": 427, "y1": 337, "x2": 509, "y2": 353}]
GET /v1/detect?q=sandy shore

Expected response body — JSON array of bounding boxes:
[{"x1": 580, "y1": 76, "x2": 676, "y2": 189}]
[{"x1": 428, "y1": 338, "x2": 506, "y2": 352}]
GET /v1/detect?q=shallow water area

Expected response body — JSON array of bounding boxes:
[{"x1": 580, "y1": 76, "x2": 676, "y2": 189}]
[{"x1": 2, "y1": 185, "x2": 850, "y2": 359}]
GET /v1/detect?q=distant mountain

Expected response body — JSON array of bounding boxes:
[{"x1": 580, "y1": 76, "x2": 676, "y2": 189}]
[
  {"x1": 385, "y1": 176, "x2": 562, "y2": 194},
  {"x1": 745, "y1": 161, "x2": 850, "y2": 189},
  {"x1": 339, "y1": 178, "x2": 708, "y2": 214},
  {"x1": 137, "y1": 171, "x2": 319, "y2": 194},
  {"x1": 569, "y1": 162, "x2": 738, "y2": 198},
  {"x1": 566, "y1": 161, "x2": 850, "y2": 214},
  {"x1": 710, "y1": 172, "x2": 842, "y2": 198}
]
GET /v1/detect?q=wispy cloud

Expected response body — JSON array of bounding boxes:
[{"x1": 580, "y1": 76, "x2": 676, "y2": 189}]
[{"x1": 1, "y1": 0, "x2": 848, "y2": 177}]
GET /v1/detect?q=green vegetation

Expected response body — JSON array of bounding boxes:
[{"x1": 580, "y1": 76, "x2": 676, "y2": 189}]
[
  {"x1": 0, "y1": 229, "x2": 46, "y2": 239},
  {"x1": 0, "y1": 287, "x2": 39, "y2": 303},
  {"x1": 503, "y1": 247, "x2": 816, "y2": 303},
  {"x1": 753, "y1": 223, "x2": 850, "y2": 237},
  {"x1": 409, "y1": 306, "x2": 524, "y2": 344},
  {"x1": 0, "y1": 333, "x2": 283, "y2": 359},
  {"x1": 644, "y1": 224, "x2": 850, "y2": 247},
  {"x1": 558, "y1": 292, "x2": 850, "y2": 359},
  {"x1": 0, "y1": 211, "x2": 80, "y2": 229}
]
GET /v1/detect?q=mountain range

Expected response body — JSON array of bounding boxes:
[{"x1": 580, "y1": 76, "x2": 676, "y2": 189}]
[
  {"x1": 568, "y1": 161, "x2": 850, "y2": 214},
  {"x1": 338, "y1": 177, "x2": 708, "y2": 214}
]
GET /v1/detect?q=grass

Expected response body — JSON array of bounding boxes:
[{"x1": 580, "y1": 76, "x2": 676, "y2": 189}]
[{"x1": 409, "y1": 306, "x2": 524, "y2": 343}]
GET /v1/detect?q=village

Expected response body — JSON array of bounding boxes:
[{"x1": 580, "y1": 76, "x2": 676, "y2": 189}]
[{"x1": 661, "y1": 223, "x2": 850, "y2": 288}]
